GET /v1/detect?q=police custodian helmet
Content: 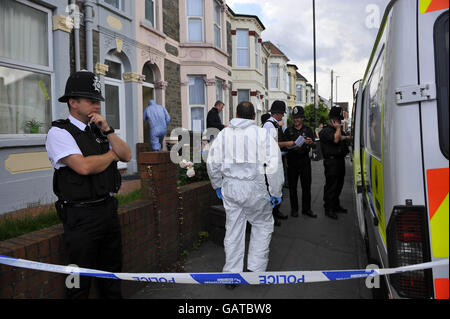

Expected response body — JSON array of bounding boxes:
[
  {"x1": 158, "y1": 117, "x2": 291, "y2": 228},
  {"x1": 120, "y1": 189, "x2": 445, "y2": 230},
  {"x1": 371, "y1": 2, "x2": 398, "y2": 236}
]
[
  {"x1": 58, "y1": 70, "x2": 105, "y2": 102},
  {"x1": 269, "y1": 100, "x2": 286, "y2": 114},
  {"x1": 292, "y1": 106, "x2": 305, "y2": 118}
]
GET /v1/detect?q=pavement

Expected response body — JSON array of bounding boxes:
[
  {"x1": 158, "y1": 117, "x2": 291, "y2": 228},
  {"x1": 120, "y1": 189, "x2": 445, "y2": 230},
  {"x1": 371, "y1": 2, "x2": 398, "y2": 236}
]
[{"x1": 131, "y1": 158, "x2": 373, "y2": 299}]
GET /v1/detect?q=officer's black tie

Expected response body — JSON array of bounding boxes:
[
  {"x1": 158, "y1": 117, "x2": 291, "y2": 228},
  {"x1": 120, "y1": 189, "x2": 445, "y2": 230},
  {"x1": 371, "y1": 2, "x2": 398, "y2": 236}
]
[{"x1": 85, "y1": 125, "x2": 94, "y2": 140}]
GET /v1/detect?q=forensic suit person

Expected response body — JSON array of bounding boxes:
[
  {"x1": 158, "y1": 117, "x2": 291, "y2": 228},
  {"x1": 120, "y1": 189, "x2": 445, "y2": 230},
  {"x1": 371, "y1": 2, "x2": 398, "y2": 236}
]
[
  {"x1": 206, "y1": 101, "x2": 284, "y2": 287},
  {"x1": 143, "y1": 99, "x2": 171, "y2": 151},
  {"x1": 46, "y1": 70, "x2": 132, "y2": 298}
]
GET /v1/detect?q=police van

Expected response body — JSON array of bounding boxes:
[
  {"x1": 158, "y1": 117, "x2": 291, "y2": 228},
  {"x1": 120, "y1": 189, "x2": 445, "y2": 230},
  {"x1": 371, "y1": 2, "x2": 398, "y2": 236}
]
[{"x1": 351, "y1": 0, "x2": 448, "y2": 299}]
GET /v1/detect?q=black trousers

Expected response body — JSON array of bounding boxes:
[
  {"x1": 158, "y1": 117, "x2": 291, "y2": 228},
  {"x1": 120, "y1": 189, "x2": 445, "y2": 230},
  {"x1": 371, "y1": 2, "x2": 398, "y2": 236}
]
[
  {"x1": 322, "y1": 157, "x2": 346, "y2": 211},
  {"x1": 287, "y1": 155, "x2": 312, "y2": 212},
  {"x1": 56, "y1": 197, "x2": 123, "y2": 299}
]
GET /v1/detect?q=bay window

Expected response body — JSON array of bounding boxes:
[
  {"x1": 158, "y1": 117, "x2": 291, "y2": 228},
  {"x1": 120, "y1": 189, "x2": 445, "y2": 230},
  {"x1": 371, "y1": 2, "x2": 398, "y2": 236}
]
[
  {"x1": 270, "y1": 64, "x2": 279, "y2": 89},
  {"x1": 214, "y1": 1, "x2": 222, "y2": 48},
  {"x1": 236, "y1": 30, "x2": 249, "y2": 67},
  {"x1": 187, "y1": 0, "x2": 204, "y2": 42},
  {"x1": 189, "y1": 76, "x2": 206, "y2": 132},
  {"x1": 0, "y1": 0, "x2": 53, "y2": 135}
]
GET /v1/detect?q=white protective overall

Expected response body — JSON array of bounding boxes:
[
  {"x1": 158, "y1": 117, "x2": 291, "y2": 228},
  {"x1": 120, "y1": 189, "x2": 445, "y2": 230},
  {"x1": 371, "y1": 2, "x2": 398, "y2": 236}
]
[{"x1": 207, "y1": 118, "x2": 284, "y2": 272}]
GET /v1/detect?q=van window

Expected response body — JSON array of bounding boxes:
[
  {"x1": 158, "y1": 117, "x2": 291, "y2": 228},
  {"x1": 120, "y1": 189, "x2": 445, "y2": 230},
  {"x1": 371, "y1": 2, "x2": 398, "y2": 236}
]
[
  {"x1": 434, "y1": 12, "x2": 449, "y2": 159},
  {"x1": 365, "y1": 46, "x2": 385, "y2": 159}
]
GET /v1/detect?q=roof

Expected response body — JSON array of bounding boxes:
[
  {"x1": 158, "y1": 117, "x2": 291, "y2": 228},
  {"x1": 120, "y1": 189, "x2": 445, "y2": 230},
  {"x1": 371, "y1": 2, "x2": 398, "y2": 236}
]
[
  {"x1": 296, "y1": 71, "x2": 307, "y2": 82},
  {"x1": 227, "y1": 6, "x2": 266, "y2": 31},
  {"x1": 262, "y1": 41, "x2": 288, "y2": 59}
]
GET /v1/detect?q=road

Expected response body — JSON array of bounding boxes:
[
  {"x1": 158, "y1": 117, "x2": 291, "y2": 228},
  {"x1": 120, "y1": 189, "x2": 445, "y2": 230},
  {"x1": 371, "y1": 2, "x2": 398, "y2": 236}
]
[{"x1": 131, "y1": 158, "x2": 374, "y2": 299}]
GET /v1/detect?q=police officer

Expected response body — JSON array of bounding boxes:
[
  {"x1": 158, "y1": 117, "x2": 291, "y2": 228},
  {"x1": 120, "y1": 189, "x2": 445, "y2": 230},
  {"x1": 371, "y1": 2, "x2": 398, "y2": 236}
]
[
  {"x1": 262, "y1": 101, "x2": 295, "y2": 225},
  {"x1": 45, "y1": 70, "x2": 132, "y2": 298},
  {"x1": 319, "y1": 106, "x2": 351, "y2": 219},
  {"x1": 284, "y1": 106, "x2": 317, "y2": 218}
]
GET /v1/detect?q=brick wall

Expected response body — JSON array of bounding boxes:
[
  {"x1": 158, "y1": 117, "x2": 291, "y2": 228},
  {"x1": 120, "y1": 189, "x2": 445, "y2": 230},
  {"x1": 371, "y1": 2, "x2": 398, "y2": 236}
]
[{"x1": 0, "y1": 152, "x2": 219, "y2": 299}]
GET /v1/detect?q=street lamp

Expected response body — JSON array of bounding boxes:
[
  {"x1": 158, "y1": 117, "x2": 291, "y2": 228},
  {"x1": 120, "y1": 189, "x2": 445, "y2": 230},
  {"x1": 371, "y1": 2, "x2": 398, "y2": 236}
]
[{"x1": 312, "y1": 0, "x2": 317, "y2": 132}]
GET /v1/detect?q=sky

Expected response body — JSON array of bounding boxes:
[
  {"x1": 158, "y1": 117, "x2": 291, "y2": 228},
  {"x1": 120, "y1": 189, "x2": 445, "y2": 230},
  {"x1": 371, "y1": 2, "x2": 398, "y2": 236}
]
[{"x1": 227, "y1": 0, "x2": 391, "y2": 112}]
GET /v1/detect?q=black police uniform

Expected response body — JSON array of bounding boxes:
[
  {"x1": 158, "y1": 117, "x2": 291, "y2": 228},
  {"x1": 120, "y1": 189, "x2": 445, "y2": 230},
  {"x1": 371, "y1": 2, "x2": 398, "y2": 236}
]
[
  {"x1": 319, "y1": 123, "x2": 349, "y2": 217},
  {"x1": 52, "y1": 71, "x2": 123, "y2": 299},
  {"x1": 284, "y1": 124, "x2": 314, "y2": 216},
  {"x1": 264, "y1": 100, "x2": 289, "y2": 222},
  {"x1": 263, "y1": 118, "x2": 288, "y2": 221}
]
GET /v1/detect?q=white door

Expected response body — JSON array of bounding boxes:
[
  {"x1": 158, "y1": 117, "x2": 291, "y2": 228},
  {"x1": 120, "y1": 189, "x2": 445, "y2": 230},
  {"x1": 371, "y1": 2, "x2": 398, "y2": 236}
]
[{"x1": 104, "y1": 77, "x2": 126, "y2": 169}]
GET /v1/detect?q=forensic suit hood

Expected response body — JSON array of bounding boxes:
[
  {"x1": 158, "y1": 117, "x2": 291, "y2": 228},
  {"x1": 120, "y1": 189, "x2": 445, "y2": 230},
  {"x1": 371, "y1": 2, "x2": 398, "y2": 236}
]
[{"x1": 206, "y1": 118, "x2": 284, "y2": 273}]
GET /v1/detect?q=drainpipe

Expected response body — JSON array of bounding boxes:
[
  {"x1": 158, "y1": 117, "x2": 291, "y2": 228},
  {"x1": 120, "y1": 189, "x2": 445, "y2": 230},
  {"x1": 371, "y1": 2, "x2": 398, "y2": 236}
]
[
  {"x1": 83, "y1": 0, "x2": 94, "y2": 71},
  {"x1": 70, "y1": 0, "x2": 80, "y2": 71}
]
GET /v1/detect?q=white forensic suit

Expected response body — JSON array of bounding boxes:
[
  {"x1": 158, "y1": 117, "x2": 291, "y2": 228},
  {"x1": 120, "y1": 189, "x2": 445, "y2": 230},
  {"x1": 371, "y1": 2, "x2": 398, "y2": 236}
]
[{"x1": 206, "y1": 118, "x2": 284, "y2": 272}]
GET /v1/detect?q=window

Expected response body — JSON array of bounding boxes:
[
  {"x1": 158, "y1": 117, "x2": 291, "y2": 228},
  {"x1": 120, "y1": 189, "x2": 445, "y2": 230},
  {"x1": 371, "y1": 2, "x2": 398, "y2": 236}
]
[
  {"x1": 0, "y1": 0, "x2": 52, "y2": 135},
  {"x1": 365, "y1": 46, "x2": 384, "y2": 159},
  {"x1": 296, "y1": 84, "x2": 303, "y2": 102},
  {"x1": 286, "y1": 72, "x2": 290, "y2": 93},
  {"x1": 434, "y1": 11, "x2": 449, "y2": 159},
  {"x1": 214, "y1": 1, "x2": 222, "y2": 48},
  {"x1": 104, "y1": 0, "x2": 125, "y2": 11},
  {"x1": 270, "y1": 64, "x2": 279, "y2": 89},
  {"x1": 236, "y1": 30, "x2": 249, "y2": 67},
  {"x1": 262, "y1": 59, "x2": 267, "y2": 87},
  {"x1": 237, "y1": 90, "x2": 250, "y2": 104},
  {"x1": 187, "y1": 0, "x2": 204, "y2": 42},
  {"x1": 145, "y1": 0, "x2": 156, "y2": 27},
  {"x1": 255, "y1": 37, "x2": 259, "y2": 70},
  {"x1": 189, "y1": 76, "x2": 206, "y2": 132},
  {"x1": 216, "y1": 78, "x2": 225, "y2": 121},
  {"x1": 104, "y1": 60, "x2": 122, "y2": 80}
]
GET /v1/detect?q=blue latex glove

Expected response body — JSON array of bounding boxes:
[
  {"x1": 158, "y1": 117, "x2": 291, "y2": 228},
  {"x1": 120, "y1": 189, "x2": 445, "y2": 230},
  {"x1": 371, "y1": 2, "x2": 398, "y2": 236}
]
[
  {"x1": 270, "y1": 196, "x2": 282, "y2": 208},
  {"x1": 216, "y1": 188, "x2": 223, "y2": 200}
]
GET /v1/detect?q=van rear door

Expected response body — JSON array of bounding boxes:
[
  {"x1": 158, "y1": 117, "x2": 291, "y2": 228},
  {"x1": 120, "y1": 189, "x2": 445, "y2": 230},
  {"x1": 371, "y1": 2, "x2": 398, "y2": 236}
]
[{"x1": 417, "y1": 2, "x2": 449, "y2": 299}]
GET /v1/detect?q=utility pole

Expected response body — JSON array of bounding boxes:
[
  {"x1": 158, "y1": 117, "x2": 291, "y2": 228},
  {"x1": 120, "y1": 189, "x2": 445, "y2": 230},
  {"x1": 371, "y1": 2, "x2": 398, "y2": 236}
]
[
  {"x1": 330, "y1": 69, "x2": 333, "y2": 108},
  {"x1": 335, "y1": 75, "x2": 340, "y2": 103},
  {"x1": 313, "y1": 0, "x2": 317, "y2": 132}
]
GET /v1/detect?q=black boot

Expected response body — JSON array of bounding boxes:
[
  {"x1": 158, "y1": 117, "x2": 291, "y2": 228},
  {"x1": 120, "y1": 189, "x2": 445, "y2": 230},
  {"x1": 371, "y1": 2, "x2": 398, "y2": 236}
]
[
  {"x1": 302, "y1": 210, "x2": 317, "y2": 218},
  {"x1": 325, "y1": 210, "x2": 338, "y2": 219}
]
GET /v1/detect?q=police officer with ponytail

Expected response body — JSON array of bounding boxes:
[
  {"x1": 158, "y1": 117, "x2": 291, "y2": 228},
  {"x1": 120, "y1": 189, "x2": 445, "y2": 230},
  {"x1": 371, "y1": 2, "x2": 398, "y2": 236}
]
[
  {"x1": 46, "y1": 70, "x2": 132, "y2": 299},
  {"x1": 319, "y1": 106, "x2": 351, "y2": 219}
]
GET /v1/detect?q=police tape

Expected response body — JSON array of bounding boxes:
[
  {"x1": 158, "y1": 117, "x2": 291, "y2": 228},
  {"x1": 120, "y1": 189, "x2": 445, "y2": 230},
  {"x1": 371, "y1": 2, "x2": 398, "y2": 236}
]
[{"x1": 0, "y1": 254, "x2": 448, "y2": 285}]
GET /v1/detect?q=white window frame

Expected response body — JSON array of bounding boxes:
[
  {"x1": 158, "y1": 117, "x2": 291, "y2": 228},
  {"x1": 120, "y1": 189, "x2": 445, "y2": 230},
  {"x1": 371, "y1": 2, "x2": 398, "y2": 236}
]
[
  {"x1": 255, "y1": 36, "x2": 259, "y2": 71},
  {"x1": 104, "y1": 0, "x2": 125, "y2": 11},
  {"x1": 215, "y1": 77, "x2": 225, "y2": 121},
  {"x1": 213, "y1": 0, "x2": 222, "y2": 48},
  {"x1": 104, "y1": 54, "x2": 126, "y2": 157},
  {"x1": 236, "y1": 29, "x2": 249, "y2": 68},
  {"x1": 237, "y1": 89, "x2": 250, "y2": 104},
  {"x1": 286, "y1": 72, "x2": 290, "y2": 93},
  {"x1": 0, "y1": 0, "x2": 54, "y2": 138},
  {"x1": 270, "y1": 63, "x2": 279, "y2": 89},
  {"x1": 145, "y1": 0, "x2": 156, "y2": 28},
  {"x1": 188, "y1": 75, "x2": 206, "y2": 132},
  {"x1": 186, "y1": 0, "x2": 204, "y2": 43}
]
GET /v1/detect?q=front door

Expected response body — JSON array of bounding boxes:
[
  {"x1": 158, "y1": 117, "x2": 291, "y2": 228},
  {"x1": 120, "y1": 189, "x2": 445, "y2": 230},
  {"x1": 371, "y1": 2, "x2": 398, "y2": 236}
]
[
  {"x1": 104, "y1": 77, "x2": 126, "y2": 169},
  {"x1": 142, "y1": 84, "x2": 154, "y2": 144}
]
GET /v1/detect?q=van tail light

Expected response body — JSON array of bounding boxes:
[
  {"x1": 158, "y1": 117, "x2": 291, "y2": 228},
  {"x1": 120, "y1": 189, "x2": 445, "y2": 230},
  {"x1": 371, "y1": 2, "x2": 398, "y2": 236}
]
[{"x1": 387, "y1": 206, "x2": 433, "y2": 298}]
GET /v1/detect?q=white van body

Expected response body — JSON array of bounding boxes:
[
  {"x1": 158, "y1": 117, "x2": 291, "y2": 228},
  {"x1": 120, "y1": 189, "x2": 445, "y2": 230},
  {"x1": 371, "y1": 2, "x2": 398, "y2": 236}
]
[{"x1": 351, "y1": 0, "x2": 448, "y2": 299}]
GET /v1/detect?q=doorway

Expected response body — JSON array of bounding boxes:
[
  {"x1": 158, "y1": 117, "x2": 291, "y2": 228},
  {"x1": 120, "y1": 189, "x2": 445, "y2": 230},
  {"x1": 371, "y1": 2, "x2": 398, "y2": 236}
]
[
  {"x1": 104, "y1": 54, "x2": 126, "y2": 169},
  {"x1": 142, "y1": 63, "x2": 155, "y2": 144}
]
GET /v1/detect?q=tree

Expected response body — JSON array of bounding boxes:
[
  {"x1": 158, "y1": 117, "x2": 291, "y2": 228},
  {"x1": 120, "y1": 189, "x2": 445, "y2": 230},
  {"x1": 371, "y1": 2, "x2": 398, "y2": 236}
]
[{"x1": 304, "y1": 102, "x2": 329, "y2": 128}]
